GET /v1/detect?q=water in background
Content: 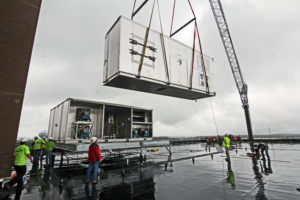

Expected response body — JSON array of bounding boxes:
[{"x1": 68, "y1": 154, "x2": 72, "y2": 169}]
[{"x1": 5, "y1": 143, "x2": 300, "y2": 200}]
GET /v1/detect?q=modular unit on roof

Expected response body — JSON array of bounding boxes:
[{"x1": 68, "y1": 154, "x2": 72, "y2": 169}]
[
  {"x1": 103, "y1": 16, "x2": 215, "y2": 100},
  {"x1": 48, "y1": 98, "x2": 153, "y2": 143}
]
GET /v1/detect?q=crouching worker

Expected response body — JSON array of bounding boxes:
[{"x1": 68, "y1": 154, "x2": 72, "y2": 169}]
[
  {"x1": 5, "y1": 138, "x2": 33, "y2": 190},
  {"x1": 222, "y1": 134, "x2": 231, "y2": 162},
  {"x1": 255, "y1": 143, "x2": 270, "y2": 161},
  {"x1": 86, "y1": 137, "x2": 101, "y2": 184}
]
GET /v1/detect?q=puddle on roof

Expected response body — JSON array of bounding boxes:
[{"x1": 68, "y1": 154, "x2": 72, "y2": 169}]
[{"x1": 3, "y1": 143, "x2": 300, "y2": 200}]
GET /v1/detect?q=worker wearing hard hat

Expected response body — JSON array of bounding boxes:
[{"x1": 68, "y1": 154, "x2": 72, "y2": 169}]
[
  {"x1": 254, "y1": 142, "x2": 270, "y2": 161},
  {"x1": 40, "y1": 137, "x2": 47, "y2": 168},
  {"x1": 222, "y1": 133, "x2": 231, "y2": 161},
  {"x1": 86, "y1": 137, "x2": 101, "y2": 184},
  {"x1": 4, "y1": 138, "x2": 33, "y2": 191},
  {"x1": 45, "y1": 137, "x2": 55, "y2": 167},
  {"x1": 31, "y1": 136, "x2": 42, "y2": 172}
]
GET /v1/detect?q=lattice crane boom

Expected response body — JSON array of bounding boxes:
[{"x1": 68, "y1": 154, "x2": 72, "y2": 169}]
[{"x1": 209, "y1": 0, "x2": 254, "y2": 141}]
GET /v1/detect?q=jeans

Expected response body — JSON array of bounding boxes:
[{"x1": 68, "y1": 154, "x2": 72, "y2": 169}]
[
  {"x1": 8, "y1": 165, "x2": 26, "y2": 188},
  {"x1": 31, "y1": 149, "x2": 41, "y2": 171},
  {"x1": 261, "y1": 146, "x2": 270, "y2": 160},
  {"x1": 45, "y1": 151, "x2": 53, "y2": 166},
  {"x1": 86, "y1": 162, "x2": 99, "y2": 182},
  {"x1": 40, "y1": 150, "x2": 46, "y2": 168},
  {"x1": 225, "y1": 147, "x2": 231, "y2": 161}
]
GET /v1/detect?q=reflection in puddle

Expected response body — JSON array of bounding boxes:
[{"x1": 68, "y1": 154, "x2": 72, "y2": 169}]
[{"x1": 3, "y1": 143, "x2": 300, "y2": 200}]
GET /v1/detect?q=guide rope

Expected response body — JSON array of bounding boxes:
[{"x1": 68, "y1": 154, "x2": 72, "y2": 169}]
[
  {"x1": 209, "y1": 98, "x2": 219, "y2": 135},
  {"x1": 132, "y1": 0, "x2": 170, "y2": 83},
  {"x1": 136, "y1": 0, "x2": 156, "y2": 78}
]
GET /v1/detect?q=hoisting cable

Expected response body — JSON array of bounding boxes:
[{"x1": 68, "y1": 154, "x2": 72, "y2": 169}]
[
  {"x1": 209, "y1": 98, "x2": 219, "y2": 135},
  {"x1": 195, "y1": 22, "x2": 210, "y2": 93},
  {"x1": 190, "y1": 25, "x2": 196, "y2": 89},
  {"x1": 169, "y1": 0, "x2": 176, "y2": 37},
  {"x1": 131, "y1": 0, "x2": 137, "y2": 20},
  {"x1": 132, "y1": 0, "x2": 149, "y2": 20},
  {"x1": 156, "y1": 0, "x2": 170, "y2": 84},
  {"x1": 187, "y1": 0, "x2": 210, "y2": 93},
  {"x1": 137, "y1": 0, "x2": 156, "y2": 78}
]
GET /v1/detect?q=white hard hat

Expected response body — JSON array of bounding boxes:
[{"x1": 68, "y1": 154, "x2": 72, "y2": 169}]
[
  {"x1": 39, "y1": 130, "x2": 48, "y2": 139},
  {"x1": 20, "y1": 138, "x2": 28, "y2": 142},
  {"x1": 91, "y1": 137, "x2": 97, "y2": 143},
  {"x1": 49, "y1": 137, "x2": 54, "y2": 140}
]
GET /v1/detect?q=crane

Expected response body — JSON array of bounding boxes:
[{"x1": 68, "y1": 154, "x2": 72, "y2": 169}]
[{"x1": 209, "y1": 0, "x2": 254, "y2": 141}]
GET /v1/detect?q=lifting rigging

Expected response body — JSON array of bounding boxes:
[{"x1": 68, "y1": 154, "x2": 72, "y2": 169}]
[
  {"x1": 130, "y1": 0, "x2": 253, "y2": 141},
  {"x1": 131, "y1": 0, "x2": 210, "y2": 93}
]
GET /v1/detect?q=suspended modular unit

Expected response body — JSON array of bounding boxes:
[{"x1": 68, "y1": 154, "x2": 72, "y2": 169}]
[
  {"x1": 48, "y1": 98, "x2": 153, "y2": 143},
  {"x1": 103, "y1": 16, "x2": 215, "y2": 100}
]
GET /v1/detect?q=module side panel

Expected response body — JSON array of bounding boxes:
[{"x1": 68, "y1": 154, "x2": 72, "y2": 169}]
[
  {"x1": 54, "y1": 105, "x2": 63, "y2": 141},
  {"x1": 60, "y1": 100, "x2": 70, "y2": 141},
  {"x1": 89, "y1": 106, "x2": 100, "y2": 138},
  {"x1": 104, "y1": 16, "x2": 215, "y2": 99},
  {"x1": 119, "y1": 17, "x2": 167, "y2": 82},
  {"x1": 105, "y1": 19, "x2": 121, "y2": 81},
  {"x1": 48, "y1": 110, "x2": 55, "y2": 138},
  {"x1": 95, "y1": 105, "x2": 103, "y2": 139}
]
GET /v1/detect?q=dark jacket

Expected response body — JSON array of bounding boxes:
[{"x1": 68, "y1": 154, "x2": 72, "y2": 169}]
[{"x1": 88, "y1": 143, "x2": 101, "y2": 162}]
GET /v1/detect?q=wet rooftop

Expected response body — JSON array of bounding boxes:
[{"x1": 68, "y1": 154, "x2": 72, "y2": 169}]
[{"x1": 3, "y1": 143, "x2": 300, "y2": 200}]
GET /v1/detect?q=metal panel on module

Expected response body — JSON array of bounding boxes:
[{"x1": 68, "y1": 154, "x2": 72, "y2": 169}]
[
  {"x1": 103, "y1": 16, "x2": 215, "y2": 100},
  {"x1": 49, "y1": 98, "x2": 153, "y2": 143}
]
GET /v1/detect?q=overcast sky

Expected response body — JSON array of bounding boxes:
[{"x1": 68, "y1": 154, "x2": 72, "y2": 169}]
[{"x1": 18, "y1": 0, "x2": 300, "y2": 138}]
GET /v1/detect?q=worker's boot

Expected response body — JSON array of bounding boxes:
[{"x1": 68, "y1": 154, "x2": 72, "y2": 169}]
[{"x1": 92, "y1": 181, "x2": 97, "y2": 184}]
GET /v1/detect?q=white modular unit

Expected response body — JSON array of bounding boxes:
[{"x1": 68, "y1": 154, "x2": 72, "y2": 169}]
[
  {"x1": 103, "y1": 16, "x2": 215, "y2": 100},
  {"x1": 48, "y1": 98, "x2": 153, "y2": 143}
]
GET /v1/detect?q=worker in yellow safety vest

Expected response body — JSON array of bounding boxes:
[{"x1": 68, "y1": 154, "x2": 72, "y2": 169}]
[
  {"x1": 222, "y1": 133, "x2": 231, "y2": 161},
  {"x1": 4, "y1": 138, "x2": 33, "y2": 191},
  {"x1": 40, "y1": 137, "x2": 47, "y2": 168},
  {"x1": 31, "y1": 136, "x2": 42, "y2": 172},
  {"x1": 45, "y1": 137, "x2": 55, "y2": 167}
]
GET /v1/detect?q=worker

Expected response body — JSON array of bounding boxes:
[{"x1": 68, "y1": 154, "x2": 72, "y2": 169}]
[
  {"x1": 45, "y1": 137, "x2": 55, "y2": 167},
  {"x1": 206, "y1": 137, "x2": 212, "y2": 152},
  {"x1": 4, "y1": 138, "x2": 33, "y2": 191},
  {"x1": 255, "y1": 142, "x2": 270, "y2": 161},
  {"x1": 86, "y1": 137, "x2": 101, "y2": 184},
  {"x1": 31, "y1": 136, "x2": 42, "y2": 172},
  {"x1": 40, "y1": 137, "x2": 47, "y2": 168},
  {"x1": 222, "y1": 133, "x2": 231, "y2": 161}
]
